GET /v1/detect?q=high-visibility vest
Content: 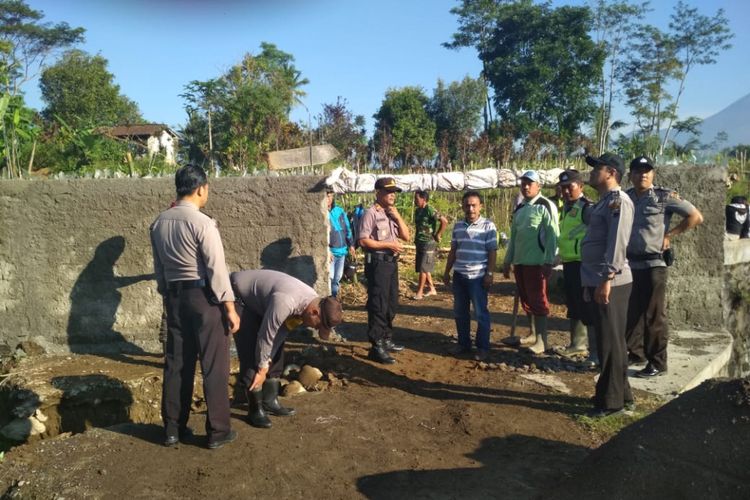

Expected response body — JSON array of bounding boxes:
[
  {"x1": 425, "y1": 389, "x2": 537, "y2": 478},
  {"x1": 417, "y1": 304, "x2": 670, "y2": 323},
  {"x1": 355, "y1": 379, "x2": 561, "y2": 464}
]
[{"x1": 559, "y1": 197, "x2": 589, "y2": 263}]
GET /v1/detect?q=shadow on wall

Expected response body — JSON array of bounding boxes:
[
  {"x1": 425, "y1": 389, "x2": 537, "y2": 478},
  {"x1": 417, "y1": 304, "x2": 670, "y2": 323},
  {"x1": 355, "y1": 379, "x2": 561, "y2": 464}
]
[
  {"x1": 260, "y1": 237, "x2": 317, "y2": 286},
  {"x1": 67, "y1": 236, "x2": 153, "y2": 356},
  {"x1": 357, "y1": 435, "x2": 588, "y2": 499}
]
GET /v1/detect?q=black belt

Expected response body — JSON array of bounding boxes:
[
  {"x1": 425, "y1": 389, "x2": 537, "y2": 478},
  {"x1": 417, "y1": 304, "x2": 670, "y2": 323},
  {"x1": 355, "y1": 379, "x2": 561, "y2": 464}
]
[
  {"x1": 368, "y1": 252, "x2": 399, "y2": 263},
  {"x1": 627, "y1": 252, "x2": 663, "y2": 262},
  {"x1": 167, "y1": 279, "x2": 206, "y2": 291}
]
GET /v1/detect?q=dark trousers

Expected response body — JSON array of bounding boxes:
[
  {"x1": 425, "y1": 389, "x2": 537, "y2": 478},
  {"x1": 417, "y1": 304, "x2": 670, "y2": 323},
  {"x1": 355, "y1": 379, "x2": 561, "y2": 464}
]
[
  {"x1": 588, "y1": 283, "x2": 633, "y2": 410},
  {"x1": 365, "y1": 258, "x2": 399, "y2": 345},
  {"x1": 162, "y1": 287, "x2": 231, "y2": 441},
  {"x1": 234, "y1": 302, "x2": 286, "y2": 387},
  {"x1": 625, "y1": 267, "x2": 668, "y2": 370},
  {"x1": 562, "y1": 261, "x2": 590, "y2": 324}
]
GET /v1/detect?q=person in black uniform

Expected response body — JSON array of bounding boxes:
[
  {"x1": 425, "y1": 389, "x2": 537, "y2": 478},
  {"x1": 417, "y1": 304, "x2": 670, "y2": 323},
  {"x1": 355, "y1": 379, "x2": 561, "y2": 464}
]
[
  {"x1": 581, "y1": 153, "x2": 635, "y2": 417},
  {"x1": 625, "y1": 156, "x2": 703, "y2": 378},
  {"x1": 150, "y1": 165, "x2": 240, "y2": 449},
  {"x1": 358, "y1": 177, "x2": 411, "y2": 364}
]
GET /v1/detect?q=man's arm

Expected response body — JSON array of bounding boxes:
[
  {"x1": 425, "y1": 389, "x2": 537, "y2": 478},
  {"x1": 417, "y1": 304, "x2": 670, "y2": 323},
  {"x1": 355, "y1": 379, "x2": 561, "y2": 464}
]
[
  {"x1": 443, "y1": 244, "x2": 457, "y2": 286},
  {"x1": 663, "y1": 207, "x2": 703, "y2": 250},
  {"x1": 386, "y1": 206, "x2": 410, "y2": 241},
  {"x1": 149, "y1": 228, "x2": 167, "y2": 296},
  {"x1": 435, "y1": 214, "x2": 448, "y2": 243},
  {"x1": 197, "y1": 220, "x2": 239, "y2": 333},
  {"x1": 595, "y1": 197, "x2": 633, "y2": 304},
  {"x1": 483, "y1": 249, "x2": 497, "y2": 289},
  {"x1": 250, "y1": 296, "x2": 294, "y2": 390}
]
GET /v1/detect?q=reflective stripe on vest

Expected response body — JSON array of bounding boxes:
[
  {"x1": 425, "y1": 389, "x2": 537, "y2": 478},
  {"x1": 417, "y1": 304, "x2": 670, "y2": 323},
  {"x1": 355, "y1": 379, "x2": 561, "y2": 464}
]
[{"x1": 559, "y1": 198, "x2": 587, "y2": 262}]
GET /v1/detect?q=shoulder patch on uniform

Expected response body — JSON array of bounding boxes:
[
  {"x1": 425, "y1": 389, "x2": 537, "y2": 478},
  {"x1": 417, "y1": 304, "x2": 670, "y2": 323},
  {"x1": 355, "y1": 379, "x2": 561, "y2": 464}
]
[
  {"x1": 608, "y1": 192, "x2": 621, "y2": 215},
  {"x1": 669, "y1": 191, "x2": 681, "y2": 200}
]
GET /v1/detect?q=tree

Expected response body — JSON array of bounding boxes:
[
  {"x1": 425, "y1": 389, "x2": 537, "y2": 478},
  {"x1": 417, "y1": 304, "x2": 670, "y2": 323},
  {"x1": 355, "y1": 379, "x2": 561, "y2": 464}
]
[
  {"x1": 660, "y1": 1, "x2": 733, "y2": 154},
  {"x1": 481, "y1": 1, "x2": 604, "y2": 147},
  {"x1": 373, "y1": 86, "x2": 436, "y2": 168},
  {"x1": 622, "y1": 24, "x2": 681, "y2": 148},
  {"x1": 428, "y1": 77, "x2": 486, "y2": 168},
  {"x1": 444, "y1": 0, "x2": 512, "y2": 131},
  {"x1": 0, "y1": 0, "x2": 83, "y2": 177},
  {"x1": 589, "y1": 0, "x2": 648, "y2": 154},
  {"x1": 39, "y1": 49, "x2": 141, "y2": 129},
  {"x1": 178, "y1": 43, "x2": 309, "y2": 172},
  {"x1": 317, "y1": 97, "x2": 367, "y2": 168},
  {"x1": 0, "y1": 0, "x2": 84, "y2": 96}
]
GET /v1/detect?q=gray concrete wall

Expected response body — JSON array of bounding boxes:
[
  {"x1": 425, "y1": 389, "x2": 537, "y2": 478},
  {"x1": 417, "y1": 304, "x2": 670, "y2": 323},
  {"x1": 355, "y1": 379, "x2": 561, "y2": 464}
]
[
  {"x1": 0, "y1": 176, "x2": 329, "y2": 354},
  {"x1": 638, "y1": 165, "x2": 726, "y2": 331},
  {"x1": 724, "y1": 241, "x2": 750, "y2": 377}
]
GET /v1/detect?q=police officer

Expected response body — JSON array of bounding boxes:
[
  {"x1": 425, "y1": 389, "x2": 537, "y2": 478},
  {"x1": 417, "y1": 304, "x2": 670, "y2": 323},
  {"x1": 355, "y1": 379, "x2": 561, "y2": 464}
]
[
  {"x1": 150, "y1": 164, "x2": 240, "y2": 449},
  {"x1": 581, "y1": 153, "x2": 634, "y2": 417},
  {"x1": 555, "y1": 169, "x2": 595, "y2": 362},
  {"x1": 230, "y1": 269, "x2": 343, "y2": 428},
  {"x1": 625, "y1": 156, "x2": 704, "y2": 378},
  {"x1": 358, "y1": 177, "x2": 411, "y2": 364}
]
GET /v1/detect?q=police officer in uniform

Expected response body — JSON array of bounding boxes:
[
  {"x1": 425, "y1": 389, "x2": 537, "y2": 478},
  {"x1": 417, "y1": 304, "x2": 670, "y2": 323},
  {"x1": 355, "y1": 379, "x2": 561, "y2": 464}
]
[
  {"x1": 358, "y1": 177, "x2": 411, "y2": 364},
  {"x1": 625, "y1": 155, "x2": 703, "y2": 377},
  {"x1": 581, "y1": 153, "x2": 634, "y2": 417},
  {"x1": 555, "y1": 169, "x2": 595, "y2": 362},
  {"x1": 150, "y1": 164, "x2": 240, "y2": 449},
  {"x1": 230, "y1": 269, "x2": 343, "y2": 428}
]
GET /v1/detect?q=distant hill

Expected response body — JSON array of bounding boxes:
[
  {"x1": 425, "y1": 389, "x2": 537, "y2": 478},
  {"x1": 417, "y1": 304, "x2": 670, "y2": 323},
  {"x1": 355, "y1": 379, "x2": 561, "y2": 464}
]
[{"x1": 694, "y1": 92, "x2": 750, "y2": 147}]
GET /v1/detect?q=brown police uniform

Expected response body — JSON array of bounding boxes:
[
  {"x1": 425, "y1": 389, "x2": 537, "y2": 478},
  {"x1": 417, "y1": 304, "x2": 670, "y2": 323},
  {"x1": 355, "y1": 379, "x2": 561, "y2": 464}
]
[
  {"x1": 358, "y1": 203, "x2": 400, "y2": 347},
  {"x1": 150, "y1": 200, "x2": 234, "y2": 443}
]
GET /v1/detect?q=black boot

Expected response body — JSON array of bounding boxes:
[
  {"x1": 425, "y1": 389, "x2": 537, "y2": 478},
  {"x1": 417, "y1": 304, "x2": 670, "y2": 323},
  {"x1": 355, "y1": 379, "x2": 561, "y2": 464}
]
[
  {"x1": 368, "y1": 340, "x2": 396, "y2": 364},
  {"x1": 383, "y1": 335, "x2": 404, "y2": 352},
  {"x1": 247, "y1": 388, "x2": 272, "y2": 428},
  {"x1": 262, "y1": 379, "x2": 296, "y2": 417}
]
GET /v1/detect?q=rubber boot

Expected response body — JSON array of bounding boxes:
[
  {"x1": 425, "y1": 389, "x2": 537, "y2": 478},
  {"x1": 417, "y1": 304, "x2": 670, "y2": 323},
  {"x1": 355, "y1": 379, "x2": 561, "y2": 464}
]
[
  {"x1": 559, "y1": 320, "x2": 588, "y2": 357},
  {"x1": 247, "y1": 388, "x2": 272, "y2": 428},
  {"x1": 518, "y1": 314, "x2": 537, "y2": 346},
  {"x1": 526, "y1": 315, "x2": 548, "y2": 355},
  {"x1": 262, "y1": 379, "x2": 296, "y2": 417}
]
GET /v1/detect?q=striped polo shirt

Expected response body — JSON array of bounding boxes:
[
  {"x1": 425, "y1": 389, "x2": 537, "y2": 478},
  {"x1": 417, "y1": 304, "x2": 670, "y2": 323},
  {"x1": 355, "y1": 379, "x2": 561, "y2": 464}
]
[{"x1": 451, "y1": 216, "x2": 498, "y2": 279}]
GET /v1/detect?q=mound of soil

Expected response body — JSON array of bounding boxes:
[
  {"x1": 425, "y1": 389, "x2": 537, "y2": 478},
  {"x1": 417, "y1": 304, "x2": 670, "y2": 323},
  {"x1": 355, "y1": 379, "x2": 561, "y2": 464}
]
[{"x1": 548, "y1": 378, "x2": 750, "y2": 499}]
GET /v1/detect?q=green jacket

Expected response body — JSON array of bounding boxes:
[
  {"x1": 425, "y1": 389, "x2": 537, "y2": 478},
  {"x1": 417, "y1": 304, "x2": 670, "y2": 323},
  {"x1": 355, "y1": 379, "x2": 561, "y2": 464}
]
[
  {"x1": 504, "y1": 194, "x2": 559, "y2": 266},
  {"x1": 559, "y1": 197, "x2": 591, "y2": 263}
]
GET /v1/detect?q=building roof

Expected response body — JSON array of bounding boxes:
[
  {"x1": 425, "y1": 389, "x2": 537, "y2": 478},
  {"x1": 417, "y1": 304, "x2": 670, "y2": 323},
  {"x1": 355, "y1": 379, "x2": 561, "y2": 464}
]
[{"x1": 100, "y1": 124, "x2": 178, "y2": 139}]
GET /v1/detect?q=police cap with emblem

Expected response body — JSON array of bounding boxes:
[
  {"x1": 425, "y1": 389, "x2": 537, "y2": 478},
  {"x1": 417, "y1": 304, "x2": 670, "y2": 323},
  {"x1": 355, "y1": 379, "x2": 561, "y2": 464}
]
[
  {"x1": 374, "y1": 177, "x2": 402, "y2": 193},
  {"x1": 585, "y1": 152, "x2": 625, "y2": 178},
  {"x1": 629, "y1": 155, "x2": 655, "y2": 171},
  {"x1": 557, "y1": 169, "x2": 583, "y2": 186}
]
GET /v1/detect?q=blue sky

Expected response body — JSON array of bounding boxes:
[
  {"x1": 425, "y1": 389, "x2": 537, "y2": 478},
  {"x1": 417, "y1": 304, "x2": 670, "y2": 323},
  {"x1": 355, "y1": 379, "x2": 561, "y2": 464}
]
[{"x1": 22, "y1": 0, "x2": 750, "y2": 136}]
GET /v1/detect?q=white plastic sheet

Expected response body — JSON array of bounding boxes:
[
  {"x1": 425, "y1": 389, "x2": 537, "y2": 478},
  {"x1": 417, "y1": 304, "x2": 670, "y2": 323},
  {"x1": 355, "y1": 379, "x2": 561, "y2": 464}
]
[{"x1": 325, "y1": 167, "x2": 568, "y2": 193}]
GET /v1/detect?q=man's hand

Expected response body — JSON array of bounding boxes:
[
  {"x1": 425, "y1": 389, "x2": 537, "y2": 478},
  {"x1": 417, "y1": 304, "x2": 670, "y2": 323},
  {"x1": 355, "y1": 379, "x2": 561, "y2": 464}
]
[
  {"x1": 542, "y1": 264, "x2": 553, "y2": 279},
  {"x1": 225, "y1": 305, "x2": 240, "y2": 335},
  {"x1": 594, "y1": 280, "x2": 611, "y2": 305},
  {"x1": 662, "y1": 235, "x2": 671, "y2": 251},
  {"x1": 443, "y1": 270, "x2": 451, "y2": 287},
  {"x1": 385, "y1": 206, "x2": 401, "y2": 220},
  {"x1": 502, "y1": 263, "x2": 512, "y2": 279},
  {"x1": 348, "y1": 246, "x2": 356, "y2": 256},
  {"x1": 389, "y1": 240, "x2": 404, "y2": 254},
  {"x1": 249, "y1": 366, "x2": 269, "y2": 391},
  {"x1": 482, "y1": 273, "x2": 493, "y2": 290}
]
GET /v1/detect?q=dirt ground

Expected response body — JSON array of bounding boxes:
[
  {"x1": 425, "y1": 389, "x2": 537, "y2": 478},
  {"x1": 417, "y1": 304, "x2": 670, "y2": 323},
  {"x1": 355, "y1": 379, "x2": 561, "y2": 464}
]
[{"x1": 0, "y1": 277, "x2": 662, "y2": 499}]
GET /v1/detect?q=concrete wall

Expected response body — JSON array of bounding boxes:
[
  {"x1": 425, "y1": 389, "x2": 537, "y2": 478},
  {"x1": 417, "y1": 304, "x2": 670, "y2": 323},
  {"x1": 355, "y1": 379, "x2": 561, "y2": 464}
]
[
  {"x1": 0, "y1": 176, "x2": 329, "y2": 354},
  {"x1": 637, "y1": 165, "x2": 726, "y2": 331},
  {"x1": 724, "y1": 241, "x2": 750, "y2": 377}
]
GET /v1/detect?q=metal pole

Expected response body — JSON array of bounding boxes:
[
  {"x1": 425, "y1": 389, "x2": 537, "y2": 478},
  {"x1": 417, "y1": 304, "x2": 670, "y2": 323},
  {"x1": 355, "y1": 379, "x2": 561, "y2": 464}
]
[{"x1": 301, "y1": 102, "x2": 313, "y2": 173}]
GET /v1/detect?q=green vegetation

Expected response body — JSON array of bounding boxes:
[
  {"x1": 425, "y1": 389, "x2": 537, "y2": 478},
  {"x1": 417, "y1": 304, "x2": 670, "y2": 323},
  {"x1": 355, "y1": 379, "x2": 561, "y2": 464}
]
[{"x1": 0, "y1": 0, "x2": 743, "y2": 179}]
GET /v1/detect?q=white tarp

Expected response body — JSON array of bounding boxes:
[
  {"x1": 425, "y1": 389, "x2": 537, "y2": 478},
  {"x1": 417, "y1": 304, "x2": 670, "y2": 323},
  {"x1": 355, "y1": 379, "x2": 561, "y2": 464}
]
[{"x1": 326, "y1": 166, "x2": 567, "y2": 194}]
